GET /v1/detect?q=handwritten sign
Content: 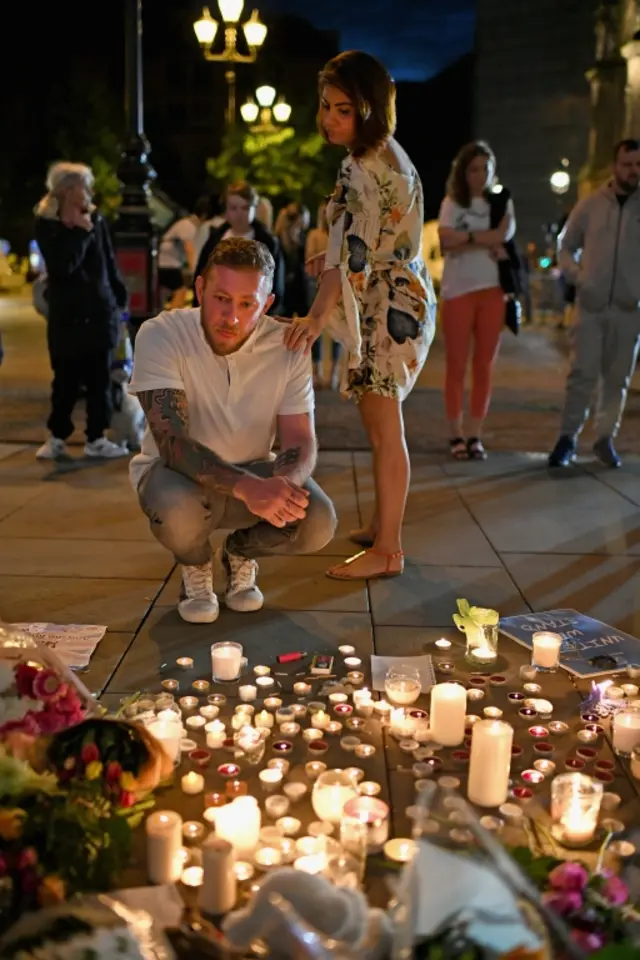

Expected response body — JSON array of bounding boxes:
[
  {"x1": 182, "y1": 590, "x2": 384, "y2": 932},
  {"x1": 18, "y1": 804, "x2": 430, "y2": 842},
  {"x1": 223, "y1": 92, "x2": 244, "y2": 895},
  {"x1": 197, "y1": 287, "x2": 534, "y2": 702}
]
[
  {"x1": 499, "y1": 609, "x2": 640, "y2": 678},
  {"x1": 10, "y1": 623, "x2": 107, "y2": 670}
]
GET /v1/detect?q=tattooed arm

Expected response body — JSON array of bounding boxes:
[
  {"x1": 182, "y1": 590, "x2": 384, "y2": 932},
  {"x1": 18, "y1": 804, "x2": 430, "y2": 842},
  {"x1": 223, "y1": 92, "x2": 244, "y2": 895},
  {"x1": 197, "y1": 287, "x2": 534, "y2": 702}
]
[
  {"x1": 274, "y1": 413, "x2": 317, "y2": 486},
  {"x1": 137, "y1": 388, "x2": 310, "y2": 525}
]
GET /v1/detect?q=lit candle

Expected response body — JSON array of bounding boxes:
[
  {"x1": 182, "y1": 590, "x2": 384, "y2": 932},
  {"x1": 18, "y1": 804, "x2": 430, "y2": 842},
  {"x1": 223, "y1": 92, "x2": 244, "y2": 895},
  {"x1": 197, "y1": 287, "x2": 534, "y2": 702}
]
[
  {"x1": 264, "y1": 697, "x2": 282, "y2": 710},
  {"x1": 214, "y1": 796, "x2": 261, "y2": 857},
  {"x1": 181, "y1": 772, "x2": 205, "y2": 795},
  {"x1": 373, "y1": 700, "x2": 392, "y2": 723},
  {"x1": 186, "y1": 715, "x2": 206, "y2": 731},
  {"x1": 435, "y1": 638, "x2": 452, "y2": 650},
  {"x1": 256, "y1": 676, "x2": 275, "y2": 691},
  {"x1": 383, "y1": 838, "x2": 417, "y2": 863},
  {"x1": 259, "y1": 768, "x2": 283, "y2": 792},
  {"x1": 294, "y1": 682, "x2": 312, "y2": 696},
  {"x1": 467, "y1": 720, "x2": 514, "y2": 808},
  {"x1": 329, "y1": 692, "x2": 348, "y2": 704},
  {"x1": 310, "y1": 771, "x2": 358, "y2": 823},
  {"x1": 343, "y1": 796, "x2": 390, "y2": 852},
  {"x1": 205, "y1": 720, "x2": 226, "y2": 749},
  {"x1": 294, "y1": 854, "x2": 325, "y2": 874},
  {"x1": 211, "y1": 641, "x2": 243, "y2": 682},
  {"x1": 145, "y1": 811, "x2": 183, "y2": 884},
  {"x1": 255, "y1": 709, "x2": 275, "y2": 729},
  {"x1": 176, "y1": 657, "x2": 194, "y2": 670},
  {"x1": 280, "y1": 722, "x2": 301, "y2": 738},
  {"x1": 179, "y1": 696, "x2": 199, "y2": 711},
  {"x1": 254, "y1": 664, "x2": 271, "y2": 676},
  {"x1": 265, "y1": 794, "x2": 290, "y2": 818},
  {"x1": 385, "y1": 676, "x2": 421, "y2": 706},
  {"x1": 390, "y1": 708, "x2": 417, "y2": 740},
  {"x1": 612, "y1": 708, "x2": 640, "y2": 757},
  {"x1": 199, "y1": 834, "x2": 236, "y2": 915},
  {"x1": 199, "y1": 704, "x2": 219, "y2": 720},
  {"x1": 531, "y1": 632, "x2": 562, "y2": 671},
  {"x1": 305, "y1": 761, "x2": 327, "y2": 781},
  {"x1": 311, "y1": 709, "x2": 330, "y2": 730},
  {"x1": 147, "y1": 718, "x2": 183, "y2": 763},
  {"x1": 234, "y1": 861, "x2": 255, "y2": 882},
  {"x1": 239, "y1": 684, "x2": 258, "y2": 702},
  {"x1": 181, "y1": 866, "x2": 204, "y2": 887},
  {"x1": 182, "y1": 820, "x2": 206, "y2": 842},
  {"x1": 430, "y1": 682, "x2": 466, "y2": 747},
  {"x1": 255, "y1": 846, "x2": 283, "y2": 868}
]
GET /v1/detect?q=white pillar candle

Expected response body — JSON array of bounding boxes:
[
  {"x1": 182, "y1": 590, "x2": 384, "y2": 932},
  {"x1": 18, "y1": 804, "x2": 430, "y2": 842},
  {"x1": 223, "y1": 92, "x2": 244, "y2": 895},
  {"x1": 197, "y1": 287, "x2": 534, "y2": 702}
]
[
  {"x1": 181, "y1": 772, "x2": 204, "y2": 795},
  {"x1": 145, "y1": 811, "x2": 183, "y2": 884},
  {"x1": 147, "y1": 718, "x2": 183, "y2": 763},
  {"x1": 199, "y1": 834, "x2": 237, "y2": 915},
  {"x1": 613, "y1": 709, "x2": 640, "y2": 756},
  {"x1": 214, "y1": 796, "x2": 261, "y2": 858},
  {"x1": 430, "y1": 682, "x2": 466, "y2": 746},
  {"x1": 205, "y1": 720, "x2": 226, "y2": 749},
  {"x1": 467, "y1": 720, "x2": 514, "y2": 808},
  {"x1": 531, "y1": 632, "x2": 562, "y2": 670},
  {"x1": 239, "y1": 684, "x2": 258, "y2": 702}
]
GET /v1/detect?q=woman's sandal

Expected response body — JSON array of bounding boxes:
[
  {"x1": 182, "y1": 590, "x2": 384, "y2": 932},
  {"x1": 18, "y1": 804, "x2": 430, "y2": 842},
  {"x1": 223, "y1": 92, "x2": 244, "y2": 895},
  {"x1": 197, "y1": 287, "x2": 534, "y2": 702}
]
[
  {"x1": 326, "y1": 548, "x2": 404, "y2": 581},
  {"x1": 450, "y1": 437, "x2": 468, "y2": 460},
  {"x1": 466, "y1": 437, "x2": 488, "y2": 461},
  {"x1": 348, "y1": 528, "x2": 376, "y2": 548}
]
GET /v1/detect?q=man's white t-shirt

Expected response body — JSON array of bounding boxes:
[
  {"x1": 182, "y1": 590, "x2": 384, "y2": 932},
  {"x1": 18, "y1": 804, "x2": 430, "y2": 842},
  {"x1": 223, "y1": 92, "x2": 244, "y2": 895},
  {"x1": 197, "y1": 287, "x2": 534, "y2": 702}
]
[
  {"x1": 438, "y1": 195, "x2": 516, "y2": 300},
  {"x1": 158, "y1": 217, "x2": 198, "y2": 269},
  {"x1": 128, "y1": 308, "x2": 314, "y2": 490}
]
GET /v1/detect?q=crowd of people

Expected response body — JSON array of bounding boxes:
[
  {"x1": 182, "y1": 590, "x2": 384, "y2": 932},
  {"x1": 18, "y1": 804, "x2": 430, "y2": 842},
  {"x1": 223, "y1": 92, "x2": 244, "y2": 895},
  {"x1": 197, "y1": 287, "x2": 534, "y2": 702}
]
[{"x1": 26, "y1": 47, "x2": 640, "y2": 618}]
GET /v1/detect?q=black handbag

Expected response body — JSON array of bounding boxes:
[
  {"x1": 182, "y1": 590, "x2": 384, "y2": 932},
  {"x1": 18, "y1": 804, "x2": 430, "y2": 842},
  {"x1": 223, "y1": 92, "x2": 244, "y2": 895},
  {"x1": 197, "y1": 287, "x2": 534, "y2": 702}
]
[{"x1": 487, "y1": 187, "x2": 523, "y2": 335}]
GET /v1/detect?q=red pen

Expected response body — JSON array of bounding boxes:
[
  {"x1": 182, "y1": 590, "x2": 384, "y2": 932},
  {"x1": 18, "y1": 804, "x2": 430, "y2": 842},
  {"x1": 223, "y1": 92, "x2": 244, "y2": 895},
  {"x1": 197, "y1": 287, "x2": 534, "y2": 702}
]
[{"x1": 276, "y1": 651, "x2": 308, "y2": 664}]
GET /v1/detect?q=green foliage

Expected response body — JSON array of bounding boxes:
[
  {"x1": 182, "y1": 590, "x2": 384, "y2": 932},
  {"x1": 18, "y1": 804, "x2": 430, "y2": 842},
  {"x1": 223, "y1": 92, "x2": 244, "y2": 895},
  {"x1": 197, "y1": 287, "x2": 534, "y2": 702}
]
[
  {"x1": 509, "y1": 846, "x2": 562, "y2": 884},
  {"x1": 206, "y1": 125, "x2": 340, "y2": 210}
]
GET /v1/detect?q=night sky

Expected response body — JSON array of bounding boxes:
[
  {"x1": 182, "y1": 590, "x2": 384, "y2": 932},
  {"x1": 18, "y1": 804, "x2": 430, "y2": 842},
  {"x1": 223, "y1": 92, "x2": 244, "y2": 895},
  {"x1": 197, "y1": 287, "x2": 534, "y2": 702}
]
[{"x1": 257, "y1": 0, "x2": 476, "y2": 81}]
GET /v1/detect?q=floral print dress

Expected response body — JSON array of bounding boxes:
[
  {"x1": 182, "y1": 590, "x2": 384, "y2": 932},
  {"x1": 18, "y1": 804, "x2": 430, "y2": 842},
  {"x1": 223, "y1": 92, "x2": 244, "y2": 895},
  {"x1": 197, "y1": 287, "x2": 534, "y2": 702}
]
[{"x1": 324, "y1": 146, "x2": 436, "y2": 401}]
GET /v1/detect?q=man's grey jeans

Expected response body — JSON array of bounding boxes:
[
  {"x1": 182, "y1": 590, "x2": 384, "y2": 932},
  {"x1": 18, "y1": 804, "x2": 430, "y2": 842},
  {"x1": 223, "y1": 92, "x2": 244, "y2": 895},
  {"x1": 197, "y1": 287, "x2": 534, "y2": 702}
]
[
  {"x1": 137, "y1": 459, "x2": 337, "y2": 567},
  {"x1": 561, "y1": 304, "x2": 640, "y2": 440}
]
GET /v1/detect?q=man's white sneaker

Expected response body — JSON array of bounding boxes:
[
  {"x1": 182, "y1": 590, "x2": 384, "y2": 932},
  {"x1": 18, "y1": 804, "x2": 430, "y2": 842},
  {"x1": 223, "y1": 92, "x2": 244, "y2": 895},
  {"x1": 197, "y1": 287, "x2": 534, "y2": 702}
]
[
  {"x1": 218, "y1": 546, "x2": 264, "y2": 613},
  {"x1": 178, "y1": 562, "x2": 220, "y2": 624},
  {"x1": 35, "y1": 437, "x2": 69, "y2": 460},
  {"x1": 84, "y1": 438, "x2": 129, "y2": 459}
]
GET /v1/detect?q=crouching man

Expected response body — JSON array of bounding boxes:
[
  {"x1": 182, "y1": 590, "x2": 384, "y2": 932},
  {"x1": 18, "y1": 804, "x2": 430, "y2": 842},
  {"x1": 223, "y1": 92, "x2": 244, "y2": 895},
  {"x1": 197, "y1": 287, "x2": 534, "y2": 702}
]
[{"x1": 129, "y1": 238, "x2": 337, "y2": 623}]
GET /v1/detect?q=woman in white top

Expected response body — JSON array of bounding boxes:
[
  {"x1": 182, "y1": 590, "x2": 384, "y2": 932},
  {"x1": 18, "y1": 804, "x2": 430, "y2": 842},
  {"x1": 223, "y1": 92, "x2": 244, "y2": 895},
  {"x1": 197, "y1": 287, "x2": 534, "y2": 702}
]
[{"x1": 438, "y1": 141, "x2": 515, "y2": 460}]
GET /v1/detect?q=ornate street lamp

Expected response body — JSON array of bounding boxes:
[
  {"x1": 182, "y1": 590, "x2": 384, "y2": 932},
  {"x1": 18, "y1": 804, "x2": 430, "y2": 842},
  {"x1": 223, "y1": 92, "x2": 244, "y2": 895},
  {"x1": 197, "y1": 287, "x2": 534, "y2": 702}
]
[
  {"x1": 240, "y1": 85, "x2": 292, "y2": 132},
  {"x1": 193, "y1": 2, "x2": 267, "y2": 126}
]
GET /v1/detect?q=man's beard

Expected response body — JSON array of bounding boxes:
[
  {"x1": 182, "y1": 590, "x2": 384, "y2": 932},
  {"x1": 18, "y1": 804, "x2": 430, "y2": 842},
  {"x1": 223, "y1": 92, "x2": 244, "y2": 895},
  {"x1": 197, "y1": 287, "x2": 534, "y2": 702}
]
[{"x1": 616, "y1": 176, "x2": 639, "y2": 194}]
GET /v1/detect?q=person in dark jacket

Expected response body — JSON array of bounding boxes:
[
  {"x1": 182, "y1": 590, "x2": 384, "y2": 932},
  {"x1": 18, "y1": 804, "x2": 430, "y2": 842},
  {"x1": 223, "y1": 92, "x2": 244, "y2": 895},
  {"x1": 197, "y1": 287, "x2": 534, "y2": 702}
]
[
  {"x1": 34, "y1": 162, "x2": 129, "y2": 460},
  {"x1": 193, "y1": 181, "x2": 285, "y2": 312}
]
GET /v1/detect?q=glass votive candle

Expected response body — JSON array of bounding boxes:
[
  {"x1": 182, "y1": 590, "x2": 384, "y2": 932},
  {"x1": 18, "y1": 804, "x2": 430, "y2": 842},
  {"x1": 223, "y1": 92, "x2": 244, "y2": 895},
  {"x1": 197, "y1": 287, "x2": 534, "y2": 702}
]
[
  {"x1": 385, "y1": 664, "x2": 422, "y2": 705},
  {"x1": 276, "y1": 707, "x2": 295, "y2": 724},
  {"x1": 551, "y1": 772, "x2": 604, "y2": 846},
  {"x1": 188, "y1": 748, "x2": 211, "y2": 768},
  {"x1": 612, "y1": 706, "x2": 640, "y2": 757},
  {"x1": 176, "y1": 657, "x2": 194, "y2": 670},
  {"x1": 291, "y1": 703, "x2": 308, "y2": 719},
  {"x1": 239, "y1": 684, "x2": 258, "y2": 702},
  {"x1": 217, "y1": 762, "x2": 241, "y2": 778},
  {"x1": 305, "y1": 760, "x2": 328, "y2": 781},
  {"x1": 179, "y1": 696, "x2": 199, "y2": 712},
  {"x1": 265, "y1": 794, "x2": 290, "y2": 819},
  {"x1": 259, "y1": 768, "x2": 284, "y2": 792},
  {"x1": 483, "y1": 706, "x2": 503, "y2": 720},
  {"x1": 268, "y1": 757, "x2": 290, "y2": 775},
  {"x1": 181, "y1": 865, "x2": 204, "y2": 887},
  {"x1": 264, "y1": 697, "x2": 283, "y2": 710},
  {"x1": 533, "y1": 759, "x2": 556, "y2": 777},
  {"x1": 311, "y1": 709, "x2": 330, "y2": 730},
  {"x1": 272, "y1": 740, "x2": 293, "y2": 755},
  {"x1": 205, "y1": 720, "x2": 226, "y2": 749},
  {"x1": 199, "y1": 704, "x2": 219, "y2": 720},
  {"x1": 333, "y1": 703, "x2": 353, "y2": 717},
  {"x1": 373, "y1": 700, "x2": 392, "y2": 724},
  {"x1": 280, "y1": 722, "x2": 301, "y2": 738},
  {"x1": 531, "y1": 632, "x2": 562, "y2": 672},
  {"x1": 294, "y1": 682, "x2": 312, "y2": 696},
  {"x1": 347, "y1": 671, "x2": 365, "y2": 685}
]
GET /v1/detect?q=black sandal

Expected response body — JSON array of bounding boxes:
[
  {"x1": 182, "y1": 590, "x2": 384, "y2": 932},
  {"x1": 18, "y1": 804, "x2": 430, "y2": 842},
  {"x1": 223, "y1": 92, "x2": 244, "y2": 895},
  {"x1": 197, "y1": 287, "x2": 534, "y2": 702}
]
[
  {"x1": 450, "y1": 437, "x2": 468, "y2": 460},
  {"x1": 467, "y1": 437, "x2": 488, "y2": 461}
]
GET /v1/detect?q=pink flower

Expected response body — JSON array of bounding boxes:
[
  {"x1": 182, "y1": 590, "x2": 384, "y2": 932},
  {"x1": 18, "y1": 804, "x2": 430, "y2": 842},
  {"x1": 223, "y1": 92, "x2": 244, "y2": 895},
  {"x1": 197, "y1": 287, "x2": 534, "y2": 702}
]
[
  {"x1": 542, "y1": 890, "x2": 583, "y2": 915},
  {"x1": 0, "y1": 714, "x2": 40, "y2": 738},
  {"x1": 570, "y1": 930, "x2": 605, "y2": 953},
  {"x1": 14, "y1": 664, "x2": 38, "y2": 698},
  {"x1": 601, "y1": 874, "x2": 628, "y2": 906},
  {"x1": 17, "y1": 847, "x2": 38, "y2": 870},
  {"x1": 34, "y1": 708, "x2": 67, "y2": 735},
  {"x1": 32, "y1": 669, "x2": 62, "y2": 702},
  {"x1": 549, "y1": 861, "x2": 590, "y2": 891}
]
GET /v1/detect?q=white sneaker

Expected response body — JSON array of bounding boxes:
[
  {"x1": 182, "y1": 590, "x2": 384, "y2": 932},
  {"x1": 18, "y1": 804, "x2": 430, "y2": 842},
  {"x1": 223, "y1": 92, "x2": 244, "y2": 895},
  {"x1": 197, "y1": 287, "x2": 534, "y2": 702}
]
[
  {"x1": 178, "y1": 562, "x2": 220, "y2": 624},
  {"x1": 84, "y1": 437, "x2": 128, "y2": 459},
  {"x1": 217, "y1": 545, "x2": 264, "y2": 613},
  {"x1": 35, "y1": 437, "x2": 69, "y2": 460}
]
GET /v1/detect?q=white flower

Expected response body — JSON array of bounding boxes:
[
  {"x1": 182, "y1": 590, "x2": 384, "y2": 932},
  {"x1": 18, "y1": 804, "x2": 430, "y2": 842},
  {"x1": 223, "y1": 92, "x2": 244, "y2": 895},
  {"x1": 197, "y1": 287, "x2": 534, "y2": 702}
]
[
  {"x1": 0, "y1": 696, "x2": 30, "y2": 726},
  {"x1": 0, "y1": 662, "x2": 16, "y2": 695}
]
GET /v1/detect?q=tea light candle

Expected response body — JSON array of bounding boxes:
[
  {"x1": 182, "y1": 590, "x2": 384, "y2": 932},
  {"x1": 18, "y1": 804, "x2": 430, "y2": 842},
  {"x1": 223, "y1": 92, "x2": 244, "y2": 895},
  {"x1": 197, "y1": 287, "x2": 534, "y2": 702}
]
[
  {"x1": 339, "y1": 644, "x2": 356, "y2": 656},
  {"x1": 359, "y1": 780, "x2": 381, "y2": 797},
  {"x1": 161, "y1": 679, "x2": 179, "y2": 692},
  {"x1": 354, "y1": 743, "x2": 376, "y2": 759},
  {"x1": 192, "y1": 680, "x2": 210, "y2": 693},
  {"x1": 179, "y1": 696, "x2": 199, "y2": 711},
  {"x1": 255, "y1": 710, "x2": 275, "y2": 729},
  {"x1": 383, "y1": 838, "x2": 417, "y2": 863},
  {"x1": 373, "y1": 700, "x2": 392, "y2": 724},
  {"x1": 467, "y1": 720, "x2": 514, "y2": 807},
  {"x1": 186, "y1": 715, "x2": 206, "y2": 731},
  {"x1": 264, "y1": 697, "x2": 282, "y2": 710},
  {"x1": 239, "y1": 684, "x2": 258, "y2": 702},
  {"x1": 340, "y1": 736, "x2": 360, "y2": 752},
  {"x1": 218, "y1": 763, "x2": 241, "y2": 778},
  {"x1": 254, "y1": 846, "x2": 283, "y2": 869},
  {"x1": 294, "y1": 854, "x2": 326, "y2": 874},
  {"x1": 205, "y1": 720, "x2": 226, "y2": 749},
  {"x1": 256, "y1": 676, "x2": 276, "y2": 691},
  {"x1": 176, "y1": 657, "x2": 194, "y2": 670},
  {"x1": 334, "y1": 703, "x2": 353, "y2": 716},
  {"x1": 276, "y1": 816, "x2": 302, "y2": 836},
  {"x1": 390, "y1": 708, "x2": 417, "y2": 739},
  {"x1": 612, "y1": 709, "x2": 640, "y2": 757},
  {"x1": 268, "y1": 758, "x2": 290, "y2": 775},
  {"x1": 325, "y1": 721, "x2": 343, "y2": 736},
  {"x1": 303, "y1": 728, "x2": 324, "y2": 743},
  {"x1": 294, "y1": 682, "x2": 312, "y2": 696},
  {"x1": 182, "y1": 820, "x2": 206, "y2": 843},
  {"x1": 199, "y1": 704, "x2": 219, "y2": 720},
  {"x1": 430, "y1": 682, "x2": 466, "y2": 746},
  {"x1": 622, "y1": 683, "x2": 639, "y2": 697},
  {"x1": 280, "y1": 722, "x2": 301, "y2": 738},
  {"x1": 254, "y1": 664, "x2": 271, "y2": 676},
  {"x1": 483, "y1": 706, "x2": 503, "y2": 720},
  {"x1": 435, "y1": 638, "x2": 452, "y2": 649},
  {"x1": 307, "y1": 739, "x2": 328, "y2": 755},
  {"x1": 347, "y1": 671, "x2": 365, "y2": 684},
  {"x1": 145, "y1": 810, "x2": 183, "y2": 884},
  {"x1": 329, "y1": 692, "x2": 348, "y2": 705},
  {"x1": 291, "y1": 704, "x2": 308, "y2": 719},
  {"x1": 305, "y1": 761, "x2": 327, "y2": 781},
  {"x1": 531, "y1": 631, "x2": 562, "y2": 671},
  {"x1": 344, "y1": 656, "x2": 362, "y2": 667},
  {"x1": 283, "y1": 782, "x2": 307, "y2": 803},
  {"x1": 188, "y1": 748, "x2": 211, "y2": 768},
  {"x1": 181, "y1": 865, "x2": 204, "y2": 887},
  {"x1": 272, "y1": 740, "x2": 293, "y2": 754},
  {"x1": 606, "y1": 686, "x2": 625, "y2": 700},
  {"x1": 311, "y1": 709, "x2": 330, "y2": 729},
  {"x1": 265, "y1": 794, "x2": 290, "y2": 818},
  {"x1": 276, "y1": 707, "x2": 295, "y2": 724}
]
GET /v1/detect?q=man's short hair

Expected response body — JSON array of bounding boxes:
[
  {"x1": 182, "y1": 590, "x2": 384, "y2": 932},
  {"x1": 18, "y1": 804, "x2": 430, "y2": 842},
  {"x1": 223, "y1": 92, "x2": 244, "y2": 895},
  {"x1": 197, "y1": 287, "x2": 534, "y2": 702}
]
[
  {"x1": 202, "y1": 237, "x2": 275, "y2": 288},
  {"x1": 224, "y1": 180, "x2": 258, "y2": 207},
  {"x1": 614, "y1": 138, "x2": 640, "y2": 159}
]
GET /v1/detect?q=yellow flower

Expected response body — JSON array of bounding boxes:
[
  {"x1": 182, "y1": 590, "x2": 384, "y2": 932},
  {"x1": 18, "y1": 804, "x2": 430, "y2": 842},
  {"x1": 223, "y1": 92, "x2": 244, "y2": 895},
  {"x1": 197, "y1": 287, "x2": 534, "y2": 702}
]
[
  {"x1": 85, "y1": 761, "x2": 103, "y2": 781},
  {"x1": 119, "y1": 771, "x2": 136, "y2": 792},
  {"x1": 38, "y1": 875, "x2": 66, "y2": 907},
  {"x1": 0, "y1": 808, "x2": 24, "y2": 840}
]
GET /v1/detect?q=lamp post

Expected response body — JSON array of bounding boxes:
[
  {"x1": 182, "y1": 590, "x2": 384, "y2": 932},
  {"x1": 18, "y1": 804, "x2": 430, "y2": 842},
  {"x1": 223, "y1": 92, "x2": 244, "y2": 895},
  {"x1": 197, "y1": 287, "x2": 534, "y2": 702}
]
[
  {"x1": 240, "y1": 85, "x2": 292, "y2": 132},
  {"x1": 193, "y1": 2, "x2": 267, "y2": 127},
  {"x1": 114, "y1": 0, "x2": 158, "y2": 330}
]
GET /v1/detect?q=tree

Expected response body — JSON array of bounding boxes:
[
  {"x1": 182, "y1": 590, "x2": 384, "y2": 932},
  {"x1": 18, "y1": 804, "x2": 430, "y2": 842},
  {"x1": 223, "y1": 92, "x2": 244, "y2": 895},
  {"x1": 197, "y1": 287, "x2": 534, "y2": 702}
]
[{"x1": 206, "y1": 125, "x2": 341, "y2": 212}]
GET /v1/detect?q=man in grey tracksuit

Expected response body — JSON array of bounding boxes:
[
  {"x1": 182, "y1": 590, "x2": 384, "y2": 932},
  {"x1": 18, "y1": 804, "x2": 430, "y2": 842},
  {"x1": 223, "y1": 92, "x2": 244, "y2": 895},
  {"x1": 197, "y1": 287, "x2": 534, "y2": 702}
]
[{"x1": 549, "y1": 139, "x2": 640, "y2": 468}]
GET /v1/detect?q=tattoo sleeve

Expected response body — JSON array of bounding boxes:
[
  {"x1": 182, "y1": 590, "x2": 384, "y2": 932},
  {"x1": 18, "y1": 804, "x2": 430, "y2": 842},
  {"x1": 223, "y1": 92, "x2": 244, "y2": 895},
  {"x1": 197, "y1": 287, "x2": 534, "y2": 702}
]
[{"x1": 137, "y1": 388, "x2": 248, "y2": 496}]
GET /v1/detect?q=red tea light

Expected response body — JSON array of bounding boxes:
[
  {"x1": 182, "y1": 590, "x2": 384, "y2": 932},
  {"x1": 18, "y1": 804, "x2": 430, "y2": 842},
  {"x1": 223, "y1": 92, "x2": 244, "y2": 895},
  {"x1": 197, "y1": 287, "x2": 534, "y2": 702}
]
[
  {"x1": 272, "y1": 740, "x2": 293, "y2": 754},
  {"x1": 533, "y1": 741, "x2": 554, "y2": 756},
  {"x1": 425, "y1": 756, "x2": 443, "y2": 771},
  {"x1": 521, "y1": 768, "x2": 544, "y2": 786},
  {"x1": 519, "y1": 707, "x2": 537, "y2": 719},
  {"x1": 508, "y1": 692, "x2": 525, "y2": 703},
  {"x1": 565, "y1": 757, "x2": 585, "y2": 772},
  {"x1": 528, "y1": 725, "x2": 549, "y2": 738},
  {"x1": 188, "y1": 748, "x2": 211, "y2": 768},
  {"x1": 409, "y1": 709, "x2": 428, "y2": 720},
  {"x1": 218, "y1": 763, "x2": 241, "y2": 778},
  {"x1": 595, "y1": 770, "x2": 615, "y2": 783},
  {"x1": 489, "y1": 675, "x2": 507, "y2": 685},
  {"x1": 468, "y1": 676, "x2": 487, "y2": 687},
  {"x1": 581, "y1": 713, "x2": 600, "y2": 724},
  {"x1": 452, "y1": 749, "x2": 470, "y2": 765},
  {"x1": 511, "y1": 786, "x2": 533, "y2": 801},
  {"x1": 595, "y1": 759, "x2": 615, "y2": 773},
  {"x1": 333, "y1": 703, "x2": 353, "y2": 716},
  {"x1": 307, "y1": 739, "x2": 328, "y2": 755},
  {"x1": 576, "y1": 746, "x2": 598, "y2": 763}
]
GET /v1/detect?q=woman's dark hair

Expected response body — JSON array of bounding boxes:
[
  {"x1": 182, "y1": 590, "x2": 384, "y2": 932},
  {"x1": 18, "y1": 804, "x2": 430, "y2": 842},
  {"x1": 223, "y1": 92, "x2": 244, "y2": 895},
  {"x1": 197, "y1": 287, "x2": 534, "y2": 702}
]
[
  {"x1": 318, "y1": 50, "x2": 396, "y2": 157},
  {"x1": 446, "y1": 141, "x2": 496, "y2": 208}
]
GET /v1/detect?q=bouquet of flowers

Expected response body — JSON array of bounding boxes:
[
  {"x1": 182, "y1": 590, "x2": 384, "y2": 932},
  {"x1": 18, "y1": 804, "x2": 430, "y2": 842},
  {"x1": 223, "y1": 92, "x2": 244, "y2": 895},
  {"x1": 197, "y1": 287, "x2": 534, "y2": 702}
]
[{"x1": 0, "y1": 718, "x2": 171, "y2": 931}]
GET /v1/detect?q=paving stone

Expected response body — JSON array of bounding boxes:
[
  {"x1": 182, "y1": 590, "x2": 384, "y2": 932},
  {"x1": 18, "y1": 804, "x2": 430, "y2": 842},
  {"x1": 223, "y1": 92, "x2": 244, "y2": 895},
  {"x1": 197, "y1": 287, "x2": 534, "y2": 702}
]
[
  {"x1": 78, "y1": 632, "x2": 135, "y2": 696},
  {"x1": 0, "y1": 537, "x2": 172, "y2": 579},
  {"x1": 0, "y1": 576, "x2": 165, "y2": 631}
]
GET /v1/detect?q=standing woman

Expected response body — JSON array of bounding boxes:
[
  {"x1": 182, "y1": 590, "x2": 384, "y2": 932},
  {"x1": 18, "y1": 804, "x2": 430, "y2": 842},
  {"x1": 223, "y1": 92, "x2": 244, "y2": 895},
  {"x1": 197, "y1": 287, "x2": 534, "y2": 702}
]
[
  {"x1": 438, "y1": 141, "x2": 515, "y2": 460},
  {"x1": 285, "y1": 50, "x2": 436, "y2": 581}
]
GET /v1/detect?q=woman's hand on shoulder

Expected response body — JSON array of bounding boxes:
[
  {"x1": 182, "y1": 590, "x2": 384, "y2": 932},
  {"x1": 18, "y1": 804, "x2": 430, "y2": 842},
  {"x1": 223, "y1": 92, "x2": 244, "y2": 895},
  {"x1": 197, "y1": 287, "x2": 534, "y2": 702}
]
[{"x1": 282, "y1": 315, "x2": 324, "y2": 354}]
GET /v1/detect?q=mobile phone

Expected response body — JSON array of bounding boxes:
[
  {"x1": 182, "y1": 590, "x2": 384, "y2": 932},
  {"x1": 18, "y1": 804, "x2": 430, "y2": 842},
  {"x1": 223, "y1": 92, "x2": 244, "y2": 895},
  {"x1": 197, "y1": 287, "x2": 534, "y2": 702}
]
[{"x1": 310, "y1": 654, "x2": 334, "y2": 676}]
